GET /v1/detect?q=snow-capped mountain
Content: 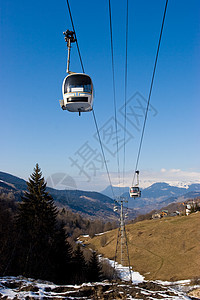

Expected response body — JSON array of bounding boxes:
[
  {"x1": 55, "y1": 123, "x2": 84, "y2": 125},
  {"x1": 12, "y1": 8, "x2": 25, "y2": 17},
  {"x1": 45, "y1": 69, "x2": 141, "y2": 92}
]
[
  {"x1": 101, "y1": 182, "x2": 200, "y2": 213},
  {"x1": 101, "y1": 182, "x2": 200, "y2": 199}
]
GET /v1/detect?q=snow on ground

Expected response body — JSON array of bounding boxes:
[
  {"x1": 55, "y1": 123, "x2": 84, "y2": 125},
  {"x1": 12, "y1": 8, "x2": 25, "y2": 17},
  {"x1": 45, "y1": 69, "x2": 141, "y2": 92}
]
[
  {"x1": 0, "y1": 262, "x2": 199, "y2": 299},
  {"x1": 94, "y1": 230, "x2": 112, "y2": 236},
  {"x1": 0, "y1": 275, "x2": 197, "y2": 299},
  {"x1": 100, "y1": 257, "x2": 199, "y2": 299},
  {"x1": 101, "y1": 256, "x2": 144, "y2": 284},
  {"x1": 77, "y1": 230, "x2": 112, "y2": 239},
  {"x1": 0, "y1": 276, "x2": 57, "y2": 299}
]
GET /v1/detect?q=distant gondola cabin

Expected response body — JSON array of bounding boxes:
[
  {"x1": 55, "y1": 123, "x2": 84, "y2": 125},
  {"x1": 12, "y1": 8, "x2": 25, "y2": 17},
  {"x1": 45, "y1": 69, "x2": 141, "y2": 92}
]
[{"x1": 129, "y1": 186, "x2": 141, "y2": 198}]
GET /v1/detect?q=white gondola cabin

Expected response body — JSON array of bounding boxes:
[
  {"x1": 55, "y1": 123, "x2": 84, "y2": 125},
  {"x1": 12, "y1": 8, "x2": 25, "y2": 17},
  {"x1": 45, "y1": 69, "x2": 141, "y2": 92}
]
[
  {"x1": 129, "y1": 186, "x2": 141, "y2": 198},
  {"x1": 129, "y1": 170, "x2": 141, "y2": 198},
  {"x1": 60, "y1": 73, "x2": 94, "y2": 115}
]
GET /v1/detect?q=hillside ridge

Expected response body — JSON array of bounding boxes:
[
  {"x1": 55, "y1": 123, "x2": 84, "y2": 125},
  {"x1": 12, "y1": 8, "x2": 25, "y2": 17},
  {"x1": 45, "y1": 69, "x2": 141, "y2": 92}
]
[
  {"x1": 0, "y1": 171, "x2": 123, "y2": 220},
  {"x1": 1, "y1": 171, "x2": 200, "y2": 218},
  {"x1": 80, "y1": 212, "x2": 200, "y2": 281}
]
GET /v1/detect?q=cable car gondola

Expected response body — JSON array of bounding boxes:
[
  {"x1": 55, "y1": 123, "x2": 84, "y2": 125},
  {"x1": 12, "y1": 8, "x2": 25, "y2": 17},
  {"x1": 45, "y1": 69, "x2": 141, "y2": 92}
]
[
  {"x1": 60, "y1": 73, "x2": 94, "y2": 115},
  {"x1": 129, "y1": 186, "x2": 141, "y2": 198},
  {"x1": 130, "y1": 170, "x2": 141, "y2": 198},
  {"x1": 59, "y1": 30, "x2": 94, "y2": 116}
]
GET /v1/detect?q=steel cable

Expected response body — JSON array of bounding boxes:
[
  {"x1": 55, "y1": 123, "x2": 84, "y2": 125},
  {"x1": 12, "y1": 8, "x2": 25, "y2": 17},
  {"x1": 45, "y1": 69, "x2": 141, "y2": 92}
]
[
  {"x1": 131, "y1": 0, "x2": 169, "y2": 186},
  {"x1": 92, "y1": 110, "x2": 115, "y2": 199},
  {"x1": 108, "y1": 0, "x2": 121, "y2": 193},
  {"x1": 66, "y1": 0, "x2": 85, "y2": 73},
  {"x1": 65, "y1": 0, "x2": 116, "y2": 199},
  {"x1": 122, "y1": 0, "x2": 129, "y2": 191}
]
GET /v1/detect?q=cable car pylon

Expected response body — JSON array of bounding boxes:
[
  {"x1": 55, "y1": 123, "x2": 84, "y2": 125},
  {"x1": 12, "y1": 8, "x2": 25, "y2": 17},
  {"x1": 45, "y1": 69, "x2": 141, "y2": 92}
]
[{"x1": 113, "y1": 196, "x2": 132, "y2": 282}]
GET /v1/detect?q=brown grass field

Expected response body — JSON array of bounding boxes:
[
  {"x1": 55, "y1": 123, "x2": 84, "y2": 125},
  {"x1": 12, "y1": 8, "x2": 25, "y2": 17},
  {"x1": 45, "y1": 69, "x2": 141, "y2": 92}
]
[{"x1": 80, "y1": 212, "x2": 200, "y2": 281}]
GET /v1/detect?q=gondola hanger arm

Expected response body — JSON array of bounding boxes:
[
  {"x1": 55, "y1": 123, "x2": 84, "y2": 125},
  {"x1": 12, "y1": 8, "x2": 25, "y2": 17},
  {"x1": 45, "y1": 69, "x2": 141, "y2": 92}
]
[{"x1": 63, "y1": 30, "x2": 77, "y2": 74}]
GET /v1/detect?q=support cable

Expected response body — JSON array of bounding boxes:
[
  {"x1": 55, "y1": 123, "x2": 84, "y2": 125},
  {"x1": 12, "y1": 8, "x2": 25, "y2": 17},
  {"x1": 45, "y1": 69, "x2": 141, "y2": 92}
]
[
  {"x1": 66, "y1": 0, "x2": 85, "y2": 73},
  {"x1": 108, "y1": 0, "x2": 121, "y2": 192},
  {"x1": 92, "y1": 110, "x2": 115, "y2": 199},
  {"x1": 65, "y1": 0, "x2": 116, "y2": 199},
  {"x1": 132, "y1": 0, "x2": 168, "y2": 186},
  {"x1": 110, "y1": 0, "x2": 131, "y2": 281},
  {"x1": 122, "y1": 0, "x2": 129, "y2": 191}
]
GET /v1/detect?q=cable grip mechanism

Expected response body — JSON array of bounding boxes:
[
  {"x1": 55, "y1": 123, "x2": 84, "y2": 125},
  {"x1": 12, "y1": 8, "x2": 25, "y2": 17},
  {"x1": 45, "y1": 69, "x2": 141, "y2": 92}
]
[{"x1": 63, "y1": 30, "x2": 76, "y2": 74}]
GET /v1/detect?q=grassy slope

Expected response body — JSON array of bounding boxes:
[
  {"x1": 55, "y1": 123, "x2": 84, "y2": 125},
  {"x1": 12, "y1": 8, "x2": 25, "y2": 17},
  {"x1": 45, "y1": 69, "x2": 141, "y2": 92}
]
[{"x1": 80, "y1": 212, "x2": 200, "y2": 281}]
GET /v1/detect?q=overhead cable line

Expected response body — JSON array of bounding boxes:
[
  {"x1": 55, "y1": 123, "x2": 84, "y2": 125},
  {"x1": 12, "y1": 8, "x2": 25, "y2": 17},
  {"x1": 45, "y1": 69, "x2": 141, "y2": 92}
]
[
  {"x1": 92, "y1": 110, "x2": 115, "y2": 199},
  {"x1": 122, "y1": 0, "x2": 129, "y2": 191},
  {"x1": 66, "y1": 0, "x2": 116, "y2": 199},
  {"x1": 132, "y1": 0, "x2": 169, "y2": 186},
  {"x1": 111, "y1": 0, "x2": 131, "y2": 281},
  {"x1": 66, "y1": 0, "x2": 85, "y2": 73},
  {"x1": 108, "y1": 0, "x2": 121, "y2": 192}
]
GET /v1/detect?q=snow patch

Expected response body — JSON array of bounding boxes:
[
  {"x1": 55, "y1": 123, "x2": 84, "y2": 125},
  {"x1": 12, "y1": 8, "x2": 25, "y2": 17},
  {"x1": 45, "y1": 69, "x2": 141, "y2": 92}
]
[
  {"x1": 100, "y1": 257, "x2": 144, "y2": 284},
  {"x1": 0, "y1": 275, "x2": 197, "y2": 300},
  {"x1": 0, "y1": 180, "x2": 16, "y2": 189},
  {"x1": 95, "y1": 230, "x2": 112, "y2": 236}
]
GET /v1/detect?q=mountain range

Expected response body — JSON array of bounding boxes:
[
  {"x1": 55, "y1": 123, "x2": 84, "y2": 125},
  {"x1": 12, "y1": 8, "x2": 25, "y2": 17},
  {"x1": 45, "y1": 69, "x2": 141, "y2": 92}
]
[
  {"x1": 0, "y1": 171, "x2": 123, "y2": 220},
  {"x1": 101, "y1": 182, "x2": 200, "y2": 199},
  {"x1": 1, "y1": 171, "x2": 200, "y2": 217},
  {"x1": 101, "y1": 182, "x2": 200, "y2": 213}
]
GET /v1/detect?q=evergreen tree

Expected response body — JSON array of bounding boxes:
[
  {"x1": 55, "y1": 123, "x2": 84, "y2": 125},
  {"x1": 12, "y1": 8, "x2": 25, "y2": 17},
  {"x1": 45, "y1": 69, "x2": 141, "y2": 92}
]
[
  {"x1": 0, "y1": 198, "x2": 17, "y2": 276},
  {"x1": 51, "y1": 222, "x2": 73, "y2": 284},
  {"x1": 87, "y1": 251, "x2": 102, "y2": 282},
  {"x1": 16, "y1": 164, "x2": 58, "y2": 279},
  {"x1": 18, "y1": 163, "x2": 57, "y2": 236},
  {"x1": 72, "y1": 244, "x2": 87, "y2": 284}
]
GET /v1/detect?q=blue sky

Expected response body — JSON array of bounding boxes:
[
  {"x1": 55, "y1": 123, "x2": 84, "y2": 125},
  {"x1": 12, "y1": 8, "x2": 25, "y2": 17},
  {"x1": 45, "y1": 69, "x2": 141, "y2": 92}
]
[{"x1": 0, "y1": 0, "x2": 199, "y2": 191}]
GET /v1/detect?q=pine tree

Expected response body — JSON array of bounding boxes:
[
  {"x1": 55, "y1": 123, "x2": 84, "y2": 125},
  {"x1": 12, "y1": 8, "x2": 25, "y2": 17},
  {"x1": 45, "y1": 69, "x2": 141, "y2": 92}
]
[
  {"x1": 72, "y1": 244, "x2": 87, "y2": 284},
  {"x1": 16, "y1": 164, "x2": 58, "y2": 279},
  {"x1": 51, "y1": 222, "x2": 73, "y2": 284},
  {"x1": 87, "y1": 251, "x2": 102, "y2": 282},
  {"x1": 18, "y1": 164, "x2": 57, "y2": 236},
  {"x1": 0, "y1": 197, "x2": 17, "y2": 276}
]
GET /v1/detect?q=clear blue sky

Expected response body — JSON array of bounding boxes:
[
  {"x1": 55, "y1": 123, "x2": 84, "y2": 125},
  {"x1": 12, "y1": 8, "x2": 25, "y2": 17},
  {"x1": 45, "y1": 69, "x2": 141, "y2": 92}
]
[{"x1": 0, "y1": 0, "x2": 199, "y2": 191}]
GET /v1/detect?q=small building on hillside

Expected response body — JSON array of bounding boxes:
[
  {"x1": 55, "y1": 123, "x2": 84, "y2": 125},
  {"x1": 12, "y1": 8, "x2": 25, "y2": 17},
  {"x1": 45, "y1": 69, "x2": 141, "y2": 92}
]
[
  {"x1": 152, "y1": 212, "x2": 161, "y2": 219},
  {"x1": 185, "y1": 204, "x2": 191, "y2": 216},
  {"x1": 184, "y1": 199, "x2": 200, "y2": 215},
  {"x1": 152, "y1": 210, "x2": 169, "y2": 219}
]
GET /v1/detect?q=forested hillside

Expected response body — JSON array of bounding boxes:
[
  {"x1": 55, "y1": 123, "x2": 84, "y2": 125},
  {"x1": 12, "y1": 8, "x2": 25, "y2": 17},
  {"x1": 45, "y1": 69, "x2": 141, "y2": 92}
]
[
  {"x1": 0, "y1": 171, "x2": 135, "y2": 220},
  {"x1": 0, "y1": 165, "x2": 116, "y2": 284}
]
